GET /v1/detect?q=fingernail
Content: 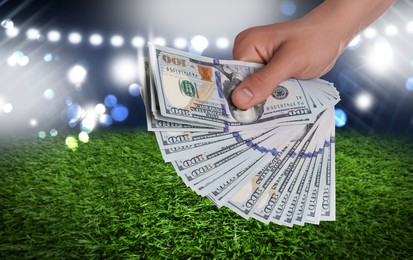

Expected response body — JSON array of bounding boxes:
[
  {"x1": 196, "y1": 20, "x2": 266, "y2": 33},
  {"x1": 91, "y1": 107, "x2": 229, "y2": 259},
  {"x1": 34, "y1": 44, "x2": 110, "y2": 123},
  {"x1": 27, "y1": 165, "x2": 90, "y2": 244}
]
[{"x1": 232, "y1": 88, "x2": 254, "y2": 105}]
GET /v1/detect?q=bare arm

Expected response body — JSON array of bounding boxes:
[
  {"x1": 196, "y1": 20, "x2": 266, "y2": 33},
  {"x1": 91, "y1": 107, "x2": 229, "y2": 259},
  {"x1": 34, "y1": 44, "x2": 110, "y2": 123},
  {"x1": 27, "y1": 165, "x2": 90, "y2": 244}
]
[{"x1": 231, "y1": 0, "x2": 396, "y2": 109}]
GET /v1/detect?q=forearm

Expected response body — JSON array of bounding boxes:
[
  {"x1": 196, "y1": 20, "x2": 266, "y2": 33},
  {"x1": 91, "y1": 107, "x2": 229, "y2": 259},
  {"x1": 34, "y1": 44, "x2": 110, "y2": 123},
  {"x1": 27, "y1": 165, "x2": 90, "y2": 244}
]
[{"x1": 302, "y1": 0, "x2": 396, "y2": 48}]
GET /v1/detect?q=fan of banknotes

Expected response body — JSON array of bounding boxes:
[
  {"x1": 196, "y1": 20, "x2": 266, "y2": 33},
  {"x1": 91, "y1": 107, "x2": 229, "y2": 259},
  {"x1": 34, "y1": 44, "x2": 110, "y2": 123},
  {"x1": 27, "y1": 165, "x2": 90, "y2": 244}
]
[{"x1": 140, "y1": 43, "x2": 340, "y2": 227}]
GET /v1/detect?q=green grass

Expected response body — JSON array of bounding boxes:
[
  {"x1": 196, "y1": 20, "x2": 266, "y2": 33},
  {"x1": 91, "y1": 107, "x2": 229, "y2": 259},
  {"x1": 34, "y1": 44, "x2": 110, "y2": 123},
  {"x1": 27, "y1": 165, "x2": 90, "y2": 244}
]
[{"x1": 0, "y1": 129, "x2": 412, "y2": 259}]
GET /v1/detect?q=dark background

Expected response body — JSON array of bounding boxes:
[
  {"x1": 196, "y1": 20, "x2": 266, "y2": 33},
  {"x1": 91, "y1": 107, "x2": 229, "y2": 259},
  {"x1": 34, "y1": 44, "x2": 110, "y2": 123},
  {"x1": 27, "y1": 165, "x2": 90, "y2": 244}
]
[{"x1": 0, "y1": 0, "x2": 412, "y2": 138}]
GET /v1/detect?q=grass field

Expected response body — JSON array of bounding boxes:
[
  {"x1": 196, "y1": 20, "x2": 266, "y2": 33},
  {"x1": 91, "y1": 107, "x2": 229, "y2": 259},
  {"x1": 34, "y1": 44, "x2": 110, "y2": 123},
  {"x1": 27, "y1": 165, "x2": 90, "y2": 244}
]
[{"x1": 1, "y1": 129, "x2": 412, "y2": 259}]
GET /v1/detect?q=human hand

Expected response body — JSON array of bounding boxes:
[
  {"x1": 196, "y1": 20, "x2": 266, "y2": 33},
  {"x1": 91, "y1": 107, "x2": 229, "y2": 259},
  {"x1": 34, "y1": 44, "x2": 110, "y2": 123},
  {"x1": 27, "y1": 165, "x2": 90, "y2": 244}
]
[
  {"x1": 231, "y1": 0, "x2": 396, "y2": 110},
  {"x1": 231, "y1": 19, "x2": 346, "y2": 110}
]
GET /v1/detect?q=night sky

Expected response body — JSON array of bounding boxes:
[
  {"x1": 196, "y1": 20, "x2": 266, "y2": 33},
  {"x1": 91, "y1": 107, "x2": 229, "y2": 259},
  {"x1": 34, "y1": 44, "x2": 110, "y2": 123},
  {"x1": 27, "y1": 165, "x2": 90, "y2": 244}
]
[{"x1": 0, "y1": 0, "x2": 412, "y2": 139}]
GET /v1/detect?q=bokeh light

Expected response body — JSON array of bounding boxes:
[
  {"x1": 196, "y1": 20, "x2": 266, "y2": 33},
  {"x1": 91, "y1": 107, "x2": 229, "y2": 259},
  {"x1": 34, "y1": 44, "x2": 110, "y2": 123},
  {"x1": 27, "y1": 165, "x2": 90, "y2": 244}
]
[
  {"x1": 65, "y1": 103, "x2": 82, "y2": 125},
  {"x1": 80, "y1": 116, "x2": 96, "y2": 133},
  {"x1": 367, "y1": 38, "x2": 393, "y2": 71},
  {"x1": 355, "y1": 93, "x2": 374, "y2": 111},
  {"x1": 50, "y1": 129, "x2": 58, "y2": 137},
  {"x1": 5, "y1": 27, "x2": 19, "y2": 38},
  {"x1": 1, "y1": 18, "x2": 14, "y2": 29},
  {"x1": 384, "y1": 24, "x2": 398, "y2": 36},
  {"x1": 110, "y1": 35, "x2": 124, "y2": 47},
  {"x1": 43, "y1": 53, "x2": 54, "y2": 62},
  {"x1": 67, "y1": 64, "x2": 87, "y2": 85},
  {"x1": 363, "y1": 27, "x2": 377, "y2": 39},
  {"x1": 99, "y1": 114, "x2": 113, "y2": 127},
  {"x1": 89, "y1": 33, "x2": 103, "y2": 46},
  {"x1": 110, "y1": 56, "x2": 137, "y2": 85},
  {"x1": 7, "y1": 51, "x2": 29, "y2": 67},
  {"x1": 65, "y1": 136, "x2": 78, "y2": 150},
  {"x1": 111, "y1": 105, "x2": 129, "y2": 122},
  {"x1": 26, "y1": 28, "x2": 41, "y2": 40},
  {"x1": 95, "y1": 103, "x2": 106, "y2": 114},
  {"x1": 104, "y1": 95, "x2": 117, "y2": 107},
  {"x1": 3, "y1": 103, "x2": 13, "y2": 113},
  {"x1": 78, "y1": 131, "x2": 89, "y2": 143},
  {"x1": 132, "y1": 36, "x2": 145, "y2": 48},
  {"x1": 190, "y1": 35, "x2": 208, "y2": 54},
  {"x1": 43, "y1": 89, "x2": 55, "y2": 100},
  {"x1": 335, "y1": 109, "x2": 347, "y2": 127},
  {"x1": 153, "y1": 37, "x2": 166, "y2": 46},
  {"x1": 38, "y1": 131, "x2": 47, "y2": 139},
  {"x1": 68, "y1": 32, "x2": 82, "y2": 44},
  {"x1": 405, "y1": 77, "x2": 413, "y2": 91},
  {"x1": 281, "y1": 0, "x2": 297, "y2": 16},
  {"x1": 216, "y1": 37, "x2": 230, "y2": 49},
  {"x1": 30, "y1": 119, "x2": 38, "y2": 127},
  {"x1": 173, "y1": 37, "x2": 187, "y2": 49},
  {"x1": 47, "y1": 30, "x2": 61, "y2": 42},
  {"x1": 128, "y1": 83, "x2": 141, "y2": 97}
]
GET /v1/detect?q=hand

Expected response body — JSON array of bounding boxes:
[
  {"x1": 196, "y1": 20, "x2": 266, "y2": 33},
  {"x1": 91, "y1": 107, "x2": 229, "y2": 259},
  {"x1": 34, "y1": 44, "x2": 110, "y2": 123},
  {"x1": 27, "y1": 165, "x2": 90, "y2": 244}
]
[
  {"x1": 231, "y1": 18, "x2": 345, "y2": 110},
  {"x1": 231, "y1": 0, "x2": 396, "y2": 110}
]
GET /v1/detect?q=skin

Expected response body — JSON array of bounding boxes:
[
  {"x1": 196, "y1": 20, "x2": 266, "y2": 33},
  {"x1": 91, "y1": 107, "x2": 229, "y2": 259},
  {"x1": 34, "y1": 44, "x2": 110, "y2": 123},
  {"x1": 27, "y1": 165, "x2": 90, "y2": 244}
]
[{"x1": 231, "y1": 0, "x2": 397, "y2": 109}]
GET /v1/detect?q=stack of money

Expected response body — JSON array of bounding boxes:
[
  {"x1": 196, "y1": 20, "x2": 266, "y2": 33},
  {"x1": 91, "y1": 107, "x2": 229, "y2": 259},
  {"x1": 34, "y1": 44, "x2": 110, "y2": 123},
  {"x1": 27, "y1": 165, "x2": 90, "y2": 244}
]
[{"x1": 141, "y1": 43, "x2": 340, "y2": 226}]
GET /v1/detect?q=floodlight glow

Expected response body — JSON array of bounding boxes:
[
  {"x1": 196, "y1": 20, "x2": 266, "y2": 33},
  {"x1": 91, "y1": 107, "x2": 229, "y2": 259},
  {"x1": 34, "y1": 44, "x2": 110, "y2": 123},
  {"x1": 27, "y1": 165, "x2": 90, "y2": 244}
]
[
  {"x1": 216, "y1": 37, "x2": 230, "y2": 49},
  {"x1": 80, "y1": 116, "x2": 96, "y2": 133},
  {"x1": 281, "y1": 0, "x2": 296, "y2": 16},
  {"x1": 67, "y1": 65, "x2": 87, "y2": 84},
  {"x1": 384, "y1": 25, "x2": 398, "y2": 36},
  {"x1": 89, "y1": 33, "x2": 103, "y2": 46},
  {"x1": 95, "y1": 103, "x2": 106, "y2": 114},
  {"x1": 30, "y1": 119, "x2": 37, "y2": 127},
  {"x1": 131, "y1": 36, "x2": 145, "y2": 48},
  {"x1": 334, "y1": 109, "x2": 347, "y2": 127},
  {"x1": 405, "y1": 77, "x2": 413, "y2": 91},
  {"x1": 173, "y1": 37, "x2": 187, "y2": 49},
  {"x1": 3, "y1": 103, "x2": 13, "y2": 113},
  {"x1": 154, "y1": 37, "x2": 166, "y2": 46},
  {"x1": 355, "y1": 93, "x2": 373, "y2": 111},
  {"x1": 406, "y1": 21, "x2": 413, "y2": 33},
  {"x1": 348, "y1": 35, "x2": 361, "y2": 48},
  {"x1": 190, "y1": 35, "x2": 208, "y2": 54},
  {"x1": 367, "y1": 38, "x2": 393, "y2": 71},
  {"x1": 1, "y1": 18, "x2": 14, "y2": 29},
  {"x1": 363, "y1": 27, "x2": 377, "y2": 39},
  {"x1": 68, "y1": 32, "x2": 82, "y2": 44},
  {"x1": 26, "y1": 28, "x2": 40, "y2": 40},
  {"x1": 110, "y1": 35, "x2": 124, "y2": 47},
  {"x1": 5, "y1": 27, "x2": 19, "y2": 38},
  {"x1": 43, "y1": 89, "x2": 55, "y2": 100},
  {"x1": 47, "y1": 30, "x2": 61, "y2": 42},
  {"x1": 111, "y1": 56, "x2": 137, "y2": 85}
]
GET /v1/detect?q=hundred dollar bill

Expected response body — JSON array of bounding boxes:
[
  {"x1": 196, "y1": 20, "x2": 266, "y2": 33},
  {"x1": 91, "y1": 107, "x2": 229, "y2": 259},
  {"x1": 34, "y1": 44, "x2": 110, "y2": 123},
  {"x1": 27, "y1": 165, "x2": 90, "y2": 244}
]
[
  {"x1": 225, "y1": 119, "x2": 320, "y2": 219},
  {"x1": 142, "y1": 44, "x2": 340, "y2": 227},
  {"x1": 148, "y1": 43, "x2": 339, "y2": 131},
  {"x1": 273, "y1": 108, "x2": 335, "y2": 225}
]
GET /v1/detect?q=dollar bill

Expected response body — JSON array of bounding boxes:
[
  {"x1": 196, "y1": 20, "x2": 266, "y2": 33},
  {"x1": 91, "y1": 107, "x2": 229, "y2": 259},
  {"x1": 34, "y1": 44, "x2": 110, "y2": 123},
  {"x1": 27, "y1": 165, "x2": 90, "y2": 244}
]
[{"x1": 143, "y1": 44, "x2": 340, "y2": 227}]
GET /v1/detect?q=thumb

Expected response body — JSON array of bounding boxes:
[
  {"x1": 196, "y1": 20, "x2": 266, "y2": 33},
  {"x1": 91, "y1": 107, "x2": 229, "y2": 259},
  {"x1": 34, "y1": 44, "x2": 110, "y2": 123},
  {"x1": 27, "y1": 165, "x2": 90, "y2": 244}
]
[{"x1": 231, "y1": 53, "x2": 294, "y2": 109}]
